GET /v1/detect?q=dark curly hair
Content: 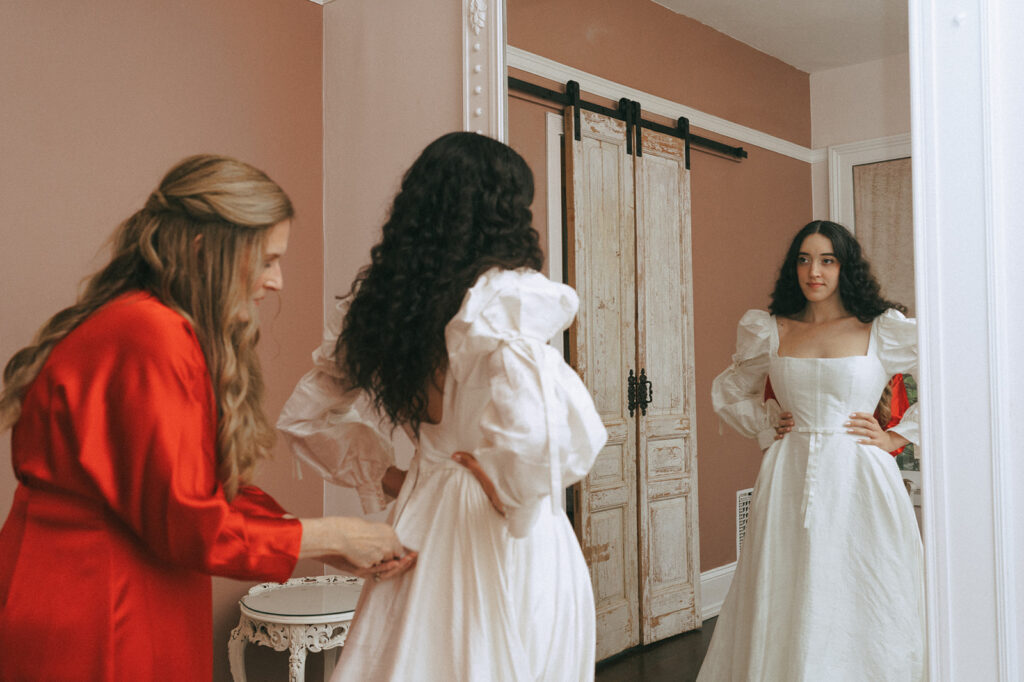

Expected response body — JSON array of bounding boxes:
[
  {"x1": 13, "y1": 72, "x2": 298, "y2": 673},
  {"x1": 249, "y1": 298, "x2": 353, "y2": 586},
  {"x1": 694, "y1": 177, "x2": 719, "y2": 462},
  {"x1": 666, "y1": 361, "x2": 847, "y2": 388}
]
[
  {"x1": 337, "y1": 132, "x2": 544, "y2": 432},
  {"x1": 769, "y1": 220, "x2": 905, "y2": 322}
]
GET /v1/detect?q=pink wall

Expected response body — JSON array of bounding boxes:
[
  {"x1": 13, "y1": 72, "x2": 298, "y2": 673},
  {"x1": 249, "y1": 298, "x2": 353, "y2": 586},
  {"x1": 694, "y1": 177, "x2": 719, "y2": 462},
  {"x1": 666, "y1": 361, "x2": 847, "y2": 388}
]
[
  {"x1": 321, "y1": 0, "x2": 462, "y2": 519},
  {"x1": 510, "y1": 0, "x2": 810, "y2": 147},
  {"x1": 508, "y1": 0, "x2": 813, "y2": 572},
  {"x1": 811, "y1": 52, "x2": 912, "y2": 149},
  {"x1": 0, "y1": 3, "x2": 323, "y2": 680}
]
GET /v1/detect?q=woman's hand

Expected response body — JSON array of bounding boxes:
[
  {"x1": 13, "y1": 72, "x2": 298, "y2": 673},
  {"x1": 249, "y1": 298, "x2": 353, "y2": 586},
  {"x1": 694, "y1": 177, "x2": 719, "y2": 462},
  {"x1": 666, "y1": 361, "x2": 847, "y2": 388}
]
[
  {"x1": 774, "y1": 411, "x2": 794, "y2": 440},
  {"x1": 299, "y1": 516, "x2": 414, "y2": 578},
  {"x1": 452, "y1": 451, "x2": 506, "y2": 517},
  {"x1": 381, "y1": 466, "x2": 407, "y2": 499},
  {"x1": 845, "y1": 412, "x2": 909, "y2": 452},
  {"x1": 323, "y1": 552, "x2": 418, "y2": 582}
]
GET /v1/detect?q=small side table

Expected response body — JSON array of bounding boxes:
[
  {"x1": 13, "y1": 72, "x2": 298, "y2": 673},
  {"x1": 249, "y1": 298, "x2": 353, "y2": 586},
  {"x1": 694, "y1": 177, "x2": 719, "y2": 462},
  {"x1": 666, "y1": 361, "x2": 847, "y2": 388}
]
[{"x1": 229, "y1": 575, "x2": 362, "y2": 682}]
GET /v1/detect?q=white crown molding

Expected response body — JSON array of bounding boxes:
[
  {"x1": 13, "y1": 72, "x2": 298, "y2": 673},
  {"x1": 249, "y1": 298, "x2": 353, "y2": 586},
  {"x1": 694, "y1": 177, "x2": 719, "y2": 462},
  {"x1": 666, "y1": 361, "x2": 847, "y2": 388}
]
[
  {"x1": 508, "y1": 46, "x2": 819, "y2": 164},
  {"x1": 827, "y1": 133, "x2": 912, "y2": 231},
  {"x1": 463, "y1": 0, "x2": 507, "y2": 140},
  {"x1": 808, "y1": 147, "x2": 828, "y2": 164}
]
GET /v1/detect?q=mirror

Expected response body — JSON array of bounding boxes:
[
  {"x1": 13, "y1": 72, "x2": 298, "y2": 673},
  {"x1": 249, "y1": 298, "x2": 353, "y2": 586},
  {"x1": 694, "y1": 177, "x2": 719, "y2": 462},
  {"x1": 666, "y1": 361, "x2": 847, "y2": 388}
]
[{"x1": 499, "y1": 0, "x2": 922, "y2": 672}]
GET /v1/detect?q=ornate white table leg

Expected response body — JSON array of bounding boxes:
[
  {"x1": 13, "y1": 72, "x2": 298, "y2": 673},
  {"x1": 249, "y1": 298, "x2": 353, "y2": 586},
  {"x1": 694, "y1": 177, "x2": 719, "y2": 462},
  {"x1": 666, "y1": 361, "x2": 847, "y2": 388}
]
[
  {"x1": 288, "y1": 626, "x2": 308, "y2": 682},
  {"x1": 323, "y1": 646, "x2": 339, "y2": 682},
  {"x1": 228, "y1": 617, "x2": 251, "y2": 682}
]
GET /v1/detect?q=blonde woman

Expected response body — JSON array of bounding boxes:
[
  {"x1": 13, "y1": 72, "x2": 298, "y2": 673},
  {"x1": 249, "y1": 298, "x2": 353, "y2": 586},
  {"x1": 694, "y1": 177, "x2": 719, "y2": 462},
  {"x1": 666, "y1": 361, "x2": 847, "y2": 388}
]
[{"x1": 0, "y1": 155, "x2": 412, "y2": 681}]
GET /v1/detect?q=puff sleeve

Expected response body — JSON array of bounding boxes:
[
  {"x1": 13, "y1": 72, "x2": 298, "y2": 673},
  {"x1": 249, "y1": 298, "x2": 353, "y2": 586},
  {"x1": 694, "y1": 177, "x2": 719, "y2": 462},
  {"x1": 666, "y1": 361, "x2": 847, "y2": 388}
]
[
  {"x1": 276, "y1": 300, "x2": 396, "y2": 514},
  {"x1": 875, "y1": 309, "x2": 920, "y2": 446},
  {"x1": 447, "y1": 269, "x2": 608, "y2": 538},
  {"x1": 711, "y1": 309, "x2": 780, "y2": 451}
]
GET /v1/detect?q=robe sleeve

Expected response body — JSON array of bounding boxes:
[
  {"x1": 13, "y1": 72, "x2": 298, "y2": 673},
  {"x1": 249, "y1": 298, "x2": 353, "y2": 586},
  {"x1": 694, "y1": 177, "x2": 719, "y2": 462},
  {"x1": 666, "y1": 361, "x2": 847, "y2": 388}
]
[
  {"x1": 68, "y1": 303, "x2": 301, "y2": 582},
  {"x1": 276, "y1": 299, "x2": 396, "y2": 514},
  {"x1": 447, "y1": 268, "x2": 608, "y2": 538},
  {"x1": 711, "y1": 309, "x2": 779, "y2": 451},
  {"x1": 231, "y1": 485, "x2": 294, "y2": 519},
  {"x1": 875, "y1": 309, "x2": 921, "y2": 446}
]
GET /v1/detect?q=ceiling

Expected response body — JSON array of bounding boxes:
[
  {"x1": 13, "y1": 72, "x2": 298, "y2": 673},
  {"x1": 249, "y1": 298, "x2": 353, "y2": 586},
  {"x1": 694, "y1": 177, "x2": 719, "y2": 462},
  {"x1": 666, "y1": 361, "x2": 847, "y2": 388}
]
[{"x1": 651, "y1": 0, "x2": 909, "y2": 73}]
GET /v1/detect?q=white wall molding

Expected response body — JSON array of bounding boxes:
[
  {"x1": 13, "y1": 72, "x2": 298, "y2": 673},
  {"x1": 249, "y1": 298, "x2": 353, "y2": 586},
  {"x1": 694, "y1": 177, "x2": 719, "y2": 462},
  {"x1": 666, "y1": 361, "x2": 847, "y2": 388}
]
[
  {"x1": 828, "y1": 133, "x2": 912, "y2": 231},
  {"x1": 700, "y1": 562, "x2": 736, "y2": 621},
  {"x1": 509, "y1": 46, "x2": 822, "y2": 164},
  {"x1": 463, "y1": 0, "x2": 506, "y2": 140}
]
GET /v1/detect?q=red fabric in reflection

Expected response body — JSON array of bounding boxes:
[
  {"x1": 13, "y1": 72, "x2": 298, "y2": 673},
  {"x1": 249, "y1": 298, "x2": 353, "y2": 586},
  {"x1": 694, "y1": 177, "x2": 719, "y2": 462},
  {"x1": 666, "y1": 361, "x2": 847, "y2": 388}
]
[
  {"x1": 764, "y1": 374, "x2": 909, "y2": 456},
  {"x1": 0, "y1": 292, "x2": 301, "y2": 680}
]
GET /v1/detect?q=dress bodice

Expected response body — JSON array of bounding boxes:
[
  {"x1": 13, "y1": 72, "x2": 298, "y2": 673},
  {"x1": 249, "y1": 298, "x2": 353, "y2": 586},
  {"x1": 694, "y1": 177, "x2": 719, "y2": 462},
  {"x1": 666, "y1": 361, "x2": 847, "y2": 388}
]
[
  {"x1": 767, "y1": 320, "x2": 891, "y2": 431},
  {"x1": 711, "y1": 308, "x2": 920, "y2": 450}
]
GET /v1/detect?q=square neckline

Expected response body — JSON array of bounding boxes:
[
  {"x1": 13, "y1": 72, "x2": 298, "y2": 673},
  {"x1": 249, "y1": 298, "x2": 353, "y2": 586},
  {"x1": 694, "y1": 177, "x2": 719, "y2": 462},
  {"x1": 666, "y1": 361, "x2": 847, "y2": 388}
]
[{"x1": 769, "y1": 314, "x2": 877, "y2": 360}]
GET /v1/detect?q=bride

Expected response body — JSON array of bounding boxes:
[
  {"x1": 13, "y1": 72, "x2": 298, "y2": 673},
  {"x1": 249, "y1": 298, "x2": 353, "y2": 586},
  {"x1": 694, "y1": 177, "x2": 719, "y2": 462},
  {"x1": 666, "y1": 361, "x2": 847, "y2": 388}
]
[
  {"x1": 278, "y1": 132, "x2": 607, "y2": 681},
  {"x1": 699, "y1": 220, "x2": 925, "y2": 681}
]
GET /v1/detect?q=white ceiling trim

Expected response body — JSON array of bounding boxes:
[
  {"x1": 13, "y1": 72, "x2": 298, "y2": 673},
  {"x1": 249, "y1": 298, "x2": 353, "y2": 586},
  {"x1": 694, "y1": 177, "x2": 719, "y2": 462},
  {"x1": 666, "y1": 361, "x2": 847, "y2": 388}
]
[{"x1": 509, "y1": 46, "x2": 825, "y2": 164}]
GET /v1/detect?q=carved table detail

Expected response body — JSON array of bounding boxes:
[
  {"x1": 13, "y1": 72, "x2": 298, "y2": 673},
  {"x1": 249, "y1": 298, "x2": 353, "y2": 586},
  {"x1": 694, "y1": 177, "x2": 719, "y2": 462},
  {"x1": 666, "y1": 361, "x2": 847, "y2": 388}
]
[{"x1": 229, "y1": 575, "x2": 362, "y2": 682}]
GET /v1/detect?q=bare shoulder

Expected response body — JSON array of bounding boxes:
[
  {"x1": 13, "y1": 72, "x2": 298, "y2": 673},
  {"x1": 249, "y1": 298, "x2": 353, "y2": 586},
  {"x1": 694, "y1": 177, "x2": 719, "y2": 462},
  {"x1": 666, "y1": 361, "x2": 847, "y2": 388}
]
[
  {"x1": 776, "y1": 313, "x2": 872, "y2": 358},
  {"x1": 774, "y1": 315, "x2": 804, "y2": 339},
  {"x1": 841, "y1": 316, "x2": 873, "y2": 335}
]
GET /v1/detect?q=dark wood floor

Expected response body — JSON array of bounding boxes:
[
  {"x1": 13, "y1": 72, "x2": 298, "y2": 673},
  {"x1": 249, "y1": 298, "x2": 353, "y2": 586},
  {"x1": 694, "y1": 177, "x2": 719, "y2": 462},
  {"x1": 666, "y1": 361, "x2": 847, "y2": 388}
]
[{"x1": 595, "y1": 617, "x2": 716, "y2": 682}]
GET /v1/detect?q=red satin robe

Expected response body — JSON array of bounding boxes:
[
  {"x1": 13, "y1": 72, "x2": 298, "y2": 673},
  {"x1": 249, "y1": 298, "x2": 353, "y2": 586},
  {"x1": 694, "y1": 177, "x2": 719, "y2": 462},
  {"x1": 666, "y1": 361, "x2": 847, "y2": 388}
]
[{"x1": 0, "y1": 292, "x2": 302, "y2": 680}]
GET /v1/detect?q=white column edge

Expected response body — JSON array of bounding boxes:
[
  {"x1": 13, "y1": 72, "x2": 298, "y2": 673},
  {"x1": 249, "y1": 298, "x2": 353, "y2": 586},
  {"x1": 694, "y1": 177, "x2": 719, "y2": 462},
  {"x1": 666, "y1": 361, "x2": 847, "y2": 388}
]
[{"x1": 463, "y1": 0, "x2": 507, "y2": 141}]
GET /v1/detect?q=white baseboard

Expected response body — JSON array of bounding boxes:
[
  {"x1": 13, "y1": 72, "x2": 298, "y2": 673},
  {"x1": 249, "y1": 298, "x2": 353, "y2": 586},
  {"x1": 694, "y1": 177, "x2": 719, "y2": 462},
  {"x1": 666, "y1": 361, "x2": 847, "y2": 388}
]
[{"x1": 700, "y1": 561, "x2": 737, "y2": 621}]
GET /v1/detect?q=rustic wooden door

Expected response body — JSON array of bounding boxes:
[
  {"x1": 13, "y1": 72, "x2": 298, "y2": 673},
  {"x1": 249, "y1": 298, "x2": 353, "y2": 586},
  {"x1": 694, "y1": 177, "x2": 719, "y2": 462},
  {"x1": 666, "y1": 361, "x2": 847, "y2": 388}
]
[
  {"x1": 563, "y1": 107, "x2": 641, "y2": 659},
  {"x1": 633, "y1": 128, "x2": 702, "y2": 641},
  {"x1": 564, "y1": 105, "x2": 702, "y2": 659}
]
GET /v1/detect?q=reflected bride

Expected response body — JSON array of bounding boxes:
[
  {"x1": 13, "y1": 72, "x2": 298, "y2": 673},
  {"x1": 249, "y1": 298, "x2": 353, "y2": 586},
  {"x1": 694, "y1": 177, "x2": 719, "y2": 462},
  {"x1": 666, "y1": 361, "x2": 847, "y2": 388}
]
[{"x1": 699, "y1": 221, "x2": 924, "y2": 681}]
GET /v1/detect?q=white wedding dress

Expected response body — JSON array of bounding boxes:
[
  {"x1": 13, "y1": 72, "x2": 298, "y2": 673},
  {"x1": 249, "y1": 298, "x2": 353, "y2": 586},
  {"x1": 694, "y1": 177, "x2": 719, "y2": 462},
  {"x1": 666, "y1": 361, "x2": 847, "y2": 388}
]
[
  {"x1": 698, "y1": 309, "x2": 925, "y2": 682},
  {"x1": 278, "y1": 268, "x2": 607, "y2": 681}
]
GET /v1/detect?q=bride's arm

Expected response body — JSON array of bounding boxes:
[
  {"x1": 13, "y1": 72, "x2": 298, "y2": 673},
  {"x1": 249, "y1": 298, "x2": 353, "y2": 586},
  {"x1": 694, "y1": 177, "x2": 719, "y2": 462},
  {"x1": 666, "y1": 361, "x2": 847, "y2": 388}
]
[{"x1": 277, "y1": 300, "x2": 398, "y2": 513}]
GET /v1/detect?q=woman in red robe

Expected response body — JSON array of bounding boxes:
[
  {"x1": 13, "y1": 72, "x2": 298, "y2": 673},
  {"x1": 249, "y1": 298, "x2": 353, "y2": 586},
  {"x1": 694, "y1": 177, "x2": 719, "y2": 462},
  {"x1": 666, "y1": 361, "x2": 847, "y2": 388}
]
[{"x1": 0, "y1": 155, "x2": 412, "y2": 680}]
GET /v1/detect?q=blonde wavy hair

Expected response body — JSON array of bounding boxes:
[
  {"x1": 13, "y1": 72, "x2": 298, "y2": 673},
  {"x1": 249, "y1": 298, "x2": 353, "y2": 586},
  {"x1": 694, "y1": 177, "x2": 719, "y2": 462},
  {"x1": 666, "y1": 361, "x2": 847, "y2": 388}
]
[{"x1": 0, "y1": 154, "x2": 293, "y2": 499}]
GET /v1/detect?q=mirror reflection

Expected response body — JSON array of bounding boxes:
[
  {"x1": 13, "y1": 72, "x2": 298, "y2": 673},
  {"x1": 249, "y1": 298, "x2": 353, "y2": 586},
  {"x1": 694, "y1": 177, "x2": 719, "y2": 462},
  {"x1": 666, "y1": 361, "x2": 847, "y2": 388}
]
[{"x1": 504, "y1": 0, "x2": 921, "y2": 676}]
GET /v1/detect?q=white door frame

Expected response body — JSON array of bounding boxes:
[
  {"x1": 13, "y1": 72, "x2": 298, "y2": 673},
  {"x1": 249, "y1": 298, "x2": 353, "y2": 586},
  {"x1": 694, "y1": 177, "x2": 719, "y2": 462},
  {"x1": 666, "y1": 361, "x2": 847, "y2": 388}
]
[{"x1": 828, "y1": 133, "x2": 912, "y2": 232}]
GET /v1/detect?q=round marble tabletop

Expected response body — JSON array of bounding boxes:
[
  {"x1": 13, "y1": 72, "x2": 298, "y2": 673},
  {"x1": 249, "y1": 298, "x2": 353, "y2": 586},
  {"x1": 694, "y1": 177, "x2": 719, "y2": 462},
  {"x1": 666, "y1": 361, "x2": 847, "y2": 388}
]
[{"x1": 239, "y1": 578, "x2": 362, "y2": 624}]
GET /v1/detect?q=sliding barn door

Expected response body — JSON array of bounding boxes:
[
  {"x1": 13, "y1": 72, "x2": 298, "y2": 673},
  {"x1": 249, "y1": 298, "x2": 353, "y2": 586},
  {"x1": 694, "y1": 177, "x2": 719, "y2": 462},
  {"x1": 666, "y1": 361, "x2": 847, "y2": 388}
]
[
  {"x1": 634, "y1": 129, "x2": 702, "y2": 641},
  {"x1": 564, "y1": 107, "x2": 641, "y2": 659},
  {"x1": 564, "y1": 105, "x2": 701, "y2": 659}
]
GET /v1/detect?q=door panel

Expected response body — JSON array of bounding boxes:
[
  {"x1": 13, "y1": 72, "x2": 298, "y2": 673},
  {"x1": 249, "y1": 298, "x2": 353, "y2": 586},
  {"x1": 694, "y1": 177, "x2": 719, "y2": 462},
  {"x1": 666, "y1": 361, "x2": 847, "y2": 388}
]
[
  {"x1": 634, "y1": 129, "x2": 702, "y2": 642},
  {"x1": 564, "y1": 106, "x2": 641, "y2": 659}
]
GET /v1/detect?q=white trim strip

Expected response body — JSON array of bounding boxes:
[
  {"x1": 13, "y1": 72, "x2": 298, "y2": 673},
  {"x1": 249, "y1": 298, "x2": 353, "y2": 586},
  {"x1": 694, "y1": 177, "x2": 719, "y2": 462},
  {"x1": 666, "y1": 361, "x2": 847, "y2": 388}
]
[
  {"x1": 545, "y1": 111, "x2": 564, "y2": 286},
  {"x1": 508, "y1": 46, "x2": 824, "y2": 164},
  {"x1": 700, "y1": 562, "x2": 736, "y2": 621},
  {"x1": 981, "y1": 0, "x2": 1017, "y2": 676}
]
